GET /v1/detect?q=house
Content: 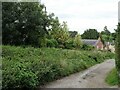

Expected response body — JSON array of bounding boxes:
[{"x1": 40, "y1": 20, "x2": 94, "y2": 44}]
[
  {"x1": 82, "y1": 37, "x2": 104, "y2": 50},
  {"x1": 109, "y1": 44, "x2": 115, "y2": 53},
  {"x1": 82, "y1": 37, "x2": 115, "y2": 51}
]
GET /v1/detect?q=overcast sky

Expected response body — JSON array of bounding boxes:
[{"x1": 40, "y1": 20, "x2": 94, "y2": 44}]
[{"x1": 41, "y1": 0, "x2": 119, "y2": 34}]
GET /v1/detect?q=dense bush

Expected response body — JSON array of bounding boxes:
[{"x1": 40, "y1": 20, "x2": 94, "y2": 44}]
[
  {"x1": 65, "y1": 38, "x2": 74, "y2": 49},
  {"x1": 81, "y1": 44, "x2": 95, "y2": 50},
  {"x1": 2, "y1": 45, "x2": 115, "y2": 89},
  {"x1": 116, "y1": 23, "x2": 120, "y2": 86},
  {"x1": 46, "y1": 39, "x2": 58, "y2": 48},
  {"x1": 73, "y1": 34, "x2": 83, "y2": 49}
]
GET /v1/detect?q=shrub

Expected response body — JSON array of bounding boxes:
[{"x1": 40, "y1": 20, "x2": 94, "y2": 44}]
[
  {"x1": 65, "y1": 38, "x2": 74, "y2": 49},
  {"x1": 81, "y1": 44, "x2": 95, "y2": 50},
  {"x1": 46, "y1": 39, "x2": 55, "y2": 47},
  {"x1": 2, "y1": 45, "x2": 115, "y2": 89},
  {"x1": 58, "y1": 44, "x2": 65, "y2": 48},
  {"x1": 116, "y1": 23, "x2": 120, "y2": 86},
  {"x1": 73, "y1": 34, "x2": 83, "y2": 49},
  {"x1": 46, "y1": 39, "x2": 58, "y2": 48}
]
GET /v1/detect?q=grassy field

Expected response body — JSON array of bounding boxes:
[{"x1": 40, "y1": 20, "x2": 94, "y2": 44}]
[
  {"x1": 2, "y1": 45, "x2": 115, "y2": 89},
  {"x1": 105, "y1": 68, "x2": 118, "y2": 86}
]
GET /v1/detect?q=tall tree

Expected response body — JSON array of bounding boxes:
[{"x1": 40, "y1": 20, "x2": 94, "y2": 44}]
[
  {"x1": 101, "y1": 26, "x2": 112, "y2": 42},
  {"x1": 50, "y1": 21, "x2": 69, "y2": 46},
  {"x1": 111, "y1": 29, "x2": 117, "y2": 41},
  {"x1": 2, "y1": 2, "x2": 49, "y2": 47},
  {"x1": 81, "y1": 29, "x2": 99, "y2": 39},
  {"x1": 101, "y1": 26, "x2": 111, "y2": 36},
  {"x1": 69, "y1": 31, "x2": 78, "y2": 38}
]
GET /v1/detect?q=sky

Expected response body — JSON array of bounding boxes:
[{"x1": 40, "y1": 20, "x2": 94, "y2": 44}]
[
  {"x1": 118, "y1": 2, "x2": 120, "y2": 23},
  {"x1": 41, "y1": 0, "x2": 119, "y2": 34}
]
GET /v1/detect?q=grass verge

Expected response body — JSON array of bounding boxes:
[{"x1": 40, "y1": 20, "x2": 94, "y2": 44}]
[{"x1": 105, "y1": 68, "x2": 118, "y2": 86}]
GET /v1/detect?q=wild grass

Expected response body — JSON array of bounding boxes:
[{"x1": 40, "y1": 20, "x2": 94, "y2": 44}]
[{"x1": 105, "y1": 68, "x2": 118, "y2": 86}]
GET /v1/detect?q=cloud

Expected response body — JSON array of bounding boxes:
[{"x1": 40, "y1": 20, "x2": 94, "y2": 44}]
[{"x1": 42, "y1": 0, "x2": 119, "y2": 34}]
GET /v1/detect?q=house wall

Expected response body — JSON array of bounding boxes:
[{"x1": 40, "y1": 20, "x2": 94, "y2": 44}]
[
  {"x1": 109, "y1": 45, "x2": 115, "y2": 53},
  {"x1": 96, "y1": 40, "x2": 104, "y2": 50}
]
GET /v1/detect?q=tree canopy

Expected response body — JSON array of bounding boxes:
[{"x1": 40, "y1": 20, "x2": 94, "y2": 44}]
[
  {"x1": 81, "y1": 29, "x2": 99, "y2": 39},
  {"x1": 2, "y1": 2, "x2": 50, "y2": 47},
  {"x1": 2, "y1": 2, "x2": 86, "y2": 49}
]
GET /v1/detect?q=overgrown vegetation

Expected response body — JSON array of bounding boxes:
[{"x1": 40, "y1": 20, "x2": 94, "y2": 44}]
[
  {"x1": 81, "y1": 44, "x2": 95, "y2": 51},
  {"x1": 116, "y1": 23, "x2": 120, "y2": 86},
  {"x1": 105, "y1": 68, "x2": 118, "y2": 86},
  {"x1": 2, "y1": 2, "x2": 117, "y2": 90},
  {"x1": 2, "y1": 2, "x2": 83, "y2": 49},
  {"x1": 2, "y1": 45, "x2": 115, "y2": 89},
  {"x1": 2, "y1": 2, "x2": 115, "y2": 50}
]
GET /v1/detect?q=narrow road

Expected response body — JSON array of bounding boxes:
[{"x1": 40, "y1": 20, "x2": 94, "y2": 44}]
[{"x1": 42, "y1": 59, "x2": 117, "y2": 88}]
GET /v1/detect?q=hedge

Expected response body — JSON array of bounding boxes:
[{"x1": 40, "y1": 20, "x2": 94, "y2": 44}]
[{"x1": 2, "y1": 45, "x2": 115, "y2": 89}]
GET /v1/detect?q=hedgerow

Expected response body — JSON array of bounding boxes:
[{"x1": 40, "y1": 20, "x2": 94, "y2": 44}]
[{"x1": 2, "y1": 45, "x2": 115, "y2": 89}]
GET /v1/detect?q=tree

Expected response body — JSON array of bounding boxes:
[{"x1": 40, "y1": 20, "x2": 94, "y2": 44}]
[
  {"x1": 101, "y1": 26, "x2": 111, "y2": 36},
  {"x1": 81, "y1": 29, "x2": 99, "y2": 39},
  {"x1": 115, "y1": 23, "x2": 120, "y2": 86},
  {"x1": 101, "y1": 26, "x2": 112, "y2": 42},
  {"x1": 111, "y1": 29, "x2": 117, "y2": 41},
  {"x1": 2, "y1": 2, "x2": 49, "y2": 47},
  {"x1": 69, "y1": 31, "x2": 78, "y2": 38},
  {"x1": 49, "y1": 16, "x2": 61, "y2": 39},
  {"x1": 50, "y1": 21, "x2": 69, "y2": 47},
  {"x1": 74, "y1": 34, "x2": 83, "y2": 48}
]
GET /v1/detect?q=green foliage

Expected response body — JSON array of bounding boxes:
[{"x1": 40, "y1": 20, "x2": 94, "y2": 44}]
[
  {"x1": 115, "y1": 23, "x2": 120, "y2": 86},
  {"x1": 69, "y1": 31, "x2": 78, "y2": 38},
  {"x1": 65, "y1": 38, "x2": 74, "y2": 49},
  {"x1": 81, "y1": 44, "x2": 95, "y2": 51},
  {"x1": 101, "y1": 26, "x2": 111, "y2": 36},
  {"x1": 2, "y1": 45, "x2": 114, "y2": 89},
  {"x1": 81, "y1": 29, "x2": 99, "y2": 39},
  {"x1": 102, "y1": 35, "x2": 110, "y2": 42},
  {"x1": 105, "y1": 68, "x2": 118, "y2": 86},
  {"x1": 48, "y1": 14, "x2": 60, "y2": 32},
  {"x1": 46, "y1": 39, "x2": 58, "y2": 48},
  {"x1": 2, "y1": 2, "x2": 50, "y2": 47},
  {"x1": 64, "y1": 34, "x2": 83, "y2": 49},
  {"x1": 38, "y1": 37, "x2": 47, "y2": 47},
  {"x1": 2, "y1": 2, "x2": 64, "y2": 48},
  {"x1": 101, "y1": 26, "x2": 115, "y2": 43},
  {"x1": 73, "y1": 34, "x2": 83, "y2": 48},
  {"x1": 51, "y1": 22, "x2": 69, "y2": 45},
  {"x1": 2, "y1": 2, "x2": 83, "y2": 50},
  {"x1": 111, "y1": 32, "x2": 116, "y2": 41}
]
